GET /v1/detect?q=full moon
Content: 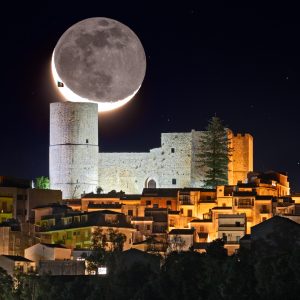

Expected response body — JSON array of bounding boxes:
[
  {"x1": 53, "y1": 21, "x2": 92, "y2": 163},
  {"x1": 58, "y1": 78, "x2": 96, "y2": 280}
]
[{"x1": 52, "y1": 17, "x2": 146, "y2": 112}]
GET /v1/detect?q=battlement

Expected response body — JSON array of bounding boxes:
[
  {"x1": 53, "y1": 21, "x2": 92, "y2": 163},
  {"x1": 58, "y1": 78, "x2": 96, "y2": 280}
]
[{"x1": 233, "y1": 133, "x2": 253, "y2": 139}]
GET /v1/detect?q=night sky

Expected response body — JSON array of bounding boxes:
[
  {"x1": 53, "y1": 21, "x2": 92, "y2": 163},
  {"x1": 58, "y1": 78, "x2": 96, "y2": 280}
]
[{"x1": 1, "y1": 3, "x2": 300, "y2": 192}]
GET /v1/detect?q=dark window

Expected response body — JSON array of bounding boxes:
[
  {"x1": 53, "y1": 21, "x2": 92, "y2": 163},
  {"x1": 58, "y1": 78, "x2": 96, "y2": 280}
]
[
  {"x1": 2, "y1": 202, "x2": 7, "y2": 211},
  {"x1": 222, "y1": 233, "x2": 227, "y2": 242},
  {"x1": 171, "y1": 148, "x2": 175, "y2": 153},
  {"x1": 166, "y1": 200, "x2": 172, "y2": 206},
  {"x1": 128, "y1": 210, "x2": 133, "y2": 216},
  {"x1": 147, "y1": 179, "x2": 156, "y2": 188},
  {"x1": 153, "y1": 204, "x2": 158, "y2": 208},
  {"x1": 172, "y1": 179, "x2": 176, "y2": 185},
  {"x1": 180, "y1": 208, "x2": 183, "y2": 214},
  {"x1": 188, "y1": 209, "x2": 193, "y2": 217},
  {"x1": 146, "y1": 200, "x2": 151, "y2": 206},
  {"x1": 146, "y1": 225, "x2": 151, "y2": 230},
  {"x1": 86, "y1": 139, "x2": 89, "y2": 143},
  {"x1": 235, "y1": 221, "x2": 241, "y2": 227}
]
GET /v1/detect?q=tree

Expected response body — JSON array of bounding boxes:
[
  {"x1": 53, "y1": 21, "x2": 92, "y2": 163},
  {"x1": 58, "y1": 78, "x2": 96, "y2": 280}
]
[
  {"x1": 206, "y1": 238, "x2": 228, "y2": 259},
  {"x1": 34, "y1": 176, "x2": 50, "y2": 189},
  {"x1": 86, "y1": 227, "x2": 127, "y2": 274},
  {"x1": 198, "y1": 116, "x2": 232, "y2": 188},
  {"x1": 0, "y1": 267, "x2": 13, "y2": 300},
  {"x1": 96, "y1": 186, "x2": 103, "y2": 194},
  {"x1": 167, "y1": 235, "x2": 186, "y2": 253}
]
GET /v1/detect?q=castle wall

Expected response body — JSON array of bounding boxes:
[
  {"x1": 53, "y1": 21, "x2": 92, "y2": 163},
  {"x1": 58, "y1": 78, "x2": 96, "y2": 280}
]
[
  {"x1": 231, "y1": 133, "x2": 253, "y2": 184},
  {"x1": 98, "y1": 130, "x2": 253, "y2": 194},
  {"x1": 99, "y1": 132, "x2": 194, "y2": 193},
  {"x1": 50, "y1": 102, "x2": 99, "y2": 199}
]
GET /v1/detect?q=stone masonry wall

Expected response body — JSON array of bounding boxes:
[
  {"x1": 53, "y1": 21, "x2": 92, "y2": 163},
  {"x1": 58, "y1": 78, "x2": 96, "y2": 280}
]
[
  {"x1": 50, "y1": 102, "x2": 99, "y2": 199},
  {"x1": 99, "y1": 132, "x2": 194, "y2": 193},
  {"x1": 98, "y1": 130, "x2": 253, "y2": 193}
]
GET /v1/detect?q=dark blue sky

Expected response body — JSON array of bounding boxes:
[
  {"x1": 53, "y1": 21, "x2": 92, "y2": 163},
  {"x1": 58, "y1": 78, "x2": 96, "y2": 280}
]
[{"x1": 1, "y1": 2, "x2": 300, "y2": 191}]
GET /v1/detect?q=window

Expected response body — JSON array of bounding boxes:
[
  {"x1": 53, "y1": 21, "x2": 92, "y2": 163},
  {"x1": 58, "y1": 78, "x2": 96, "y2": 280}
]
[
  {"x1": 171, "y1": 148, "x2": 175, "y2": 153},
  {"x1": 199, "y1": 226, "x2": 204, "y2": 232},
  {"x1": 81, "y1": 215, "x2": 87, "y2": 223},
  {"x1": 238, "y1": 198, "x2": 252, "y2": 208},
  {"x1": 153, "y1": 204, "x2": 158, "y2": 208},
  {"x1": 206, "y1": 196, "x2": 211, "y2": 201},
  {"x1": 172, "y1": 179, "x2": 176, "y2": 185},
  {"x1": 222, "y1": 203, "x2": 226, "y2": 207},
  {"x1": 188, "y1": 209, "x2": 193, "y2": 217},
  {"x1": 166, "y1": 200, "x2": 172, "y2": 206},
  {"x1": 235, "y1": 221, "x2": 241, "y2": 227},
  {"x1": 146, "y1": 225, "x2": 151, "y2": 230},
  {"x1": 180, "y1": 208, "x2": 183, "y2": 214},
  {"x1": 86, "y1": 139, "x2": 89, "y2": 143},
  {"x1": 128, "y1": 209, "x2": 133, "y2": 216},
  {"x1": 222, "y1": 233, "x2": 227, "y2": 242},
  {"x1": 147, "y1": 179, "x2": 156, "y2": 188},
  {"x1": 2, "y1": 202, "x2": 7, "y2": 211},
  {"x1": 146, "y1": 200, "x2": 151, "y2": 206}
]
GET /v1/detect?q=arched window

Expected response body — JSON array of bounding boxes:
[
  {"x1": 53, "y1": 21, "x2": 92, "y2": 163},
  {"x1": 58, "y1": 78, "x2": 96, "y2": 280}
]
[{"x1": 147, "y1": 179, "x2": 156, "y2": 188}]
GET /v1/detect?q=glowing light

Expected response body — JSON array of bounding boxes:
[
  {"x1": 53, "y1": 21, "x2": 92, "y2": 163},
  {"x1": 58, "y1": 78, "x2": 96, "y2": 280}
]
[
  {"x1": 98, "y1": 267, "x2": 107, "y2": 275},
  {"x1": 51, "y1": 53, "x2": 139, "y2": 112}
]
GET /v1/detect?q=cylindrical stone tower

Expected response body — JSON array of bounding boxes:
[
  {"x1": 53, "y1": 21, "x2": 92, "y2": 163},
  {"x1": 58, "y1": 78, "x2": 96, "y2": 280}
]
[{"x1": 49, "y1": 102, "x2": 99, "y2": 199}]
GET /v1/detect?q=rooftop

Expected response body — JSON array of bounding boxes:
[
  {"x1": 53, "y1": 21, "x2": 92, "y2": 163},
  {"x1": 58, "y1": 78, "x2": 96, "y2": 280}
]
[
  {"x1": 131, "y1": 216, "x2": 153, "y2": 221},
  {"x1": 169, "y1": 228, "x2": 195, "y2": 235},
  {"x1": 88, "y1": 203, "x2": 122, "y2": 209},
  {"x1": 233, "y1": 191, "x2": 256, "y2": 197},
  {"x1": 40, "y1": 243, "x2": 67, "y2": 249},
  {"x1": 1, "y1": 255, "x2": 33, "y2": 262},
  {"x1": 211, "y1": 207, "x2": 232, "y2": 210},
  {"x1": 142, "y1": 188, "x2": 179, "y2": 197}
]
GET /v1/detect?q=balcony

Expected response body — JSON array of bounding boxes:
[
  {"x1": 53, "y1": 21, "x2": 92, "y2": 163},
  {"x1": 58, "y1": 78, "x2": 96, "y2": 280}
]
[
  {"x1": 180, "y1": 201, "x2": 193, "y2": 205},
  {"x1": 218, "y1": 224, "x2": 245, "y2": 231},
  {"x1": 237, "y1": 205, "x2": 252, "y2": 209}
]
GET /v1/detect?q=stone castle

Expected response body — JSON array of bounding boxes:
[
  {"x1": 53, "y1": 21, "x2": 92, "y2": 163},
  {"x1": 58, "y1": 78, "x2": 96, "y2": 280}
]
[{"x1": 49, "y1": 102, "x2": 253, "y2": 199}]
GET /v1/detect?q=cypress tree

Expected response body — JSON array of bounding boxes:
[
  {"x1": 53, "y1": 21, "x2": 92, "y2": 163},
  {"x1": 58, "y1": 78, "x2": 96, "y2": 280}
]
[{"x1": 198, "y1": 116, "x2": 232, "y2": 188}]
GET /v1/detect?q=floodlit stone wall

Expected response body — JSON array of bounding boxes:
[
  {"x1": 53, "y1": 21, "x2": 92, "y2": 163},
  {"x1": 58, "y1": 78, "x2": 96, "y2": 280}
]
[
  {"x1": 231, "y1": 133, "x2": 253, "y2": 184},
  {"x1": 98, "y1": 130, "x2": 253, "y2": 194},
  {"x1": 99, "y1": 131, "x2": 203, "y2": 194},
  {"x1": 50, "y1": 102, "x2": 99, "y2": 199},
  {"x1": 49, "y1": 102, "x2": 253, "y2": 197}
]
